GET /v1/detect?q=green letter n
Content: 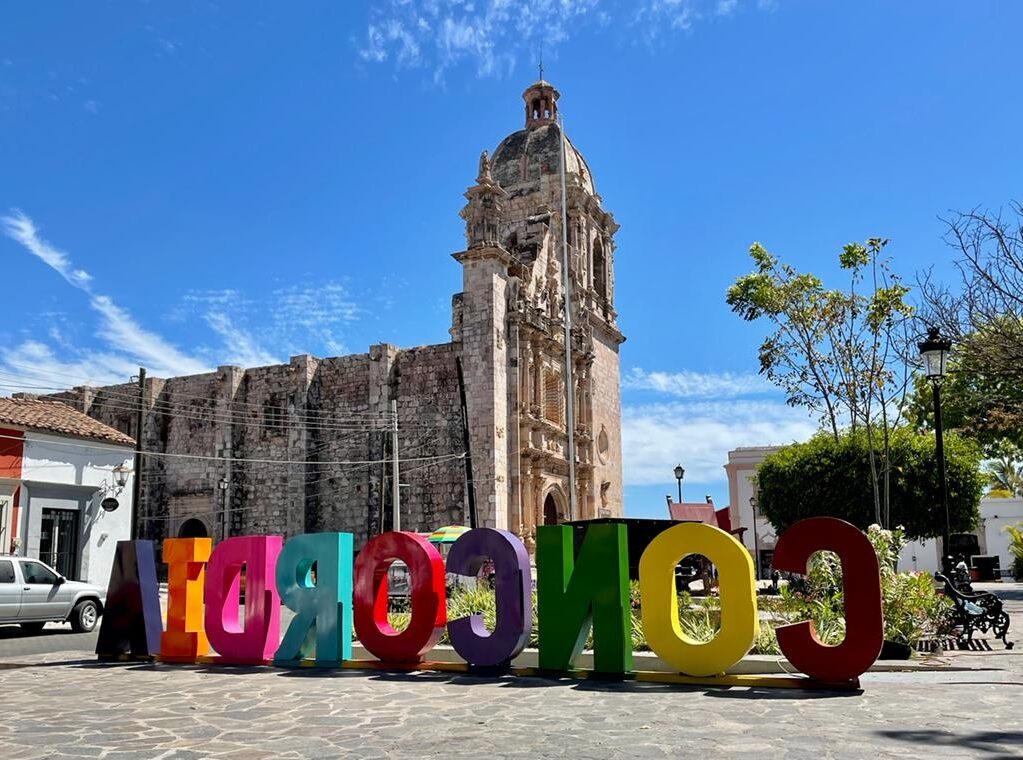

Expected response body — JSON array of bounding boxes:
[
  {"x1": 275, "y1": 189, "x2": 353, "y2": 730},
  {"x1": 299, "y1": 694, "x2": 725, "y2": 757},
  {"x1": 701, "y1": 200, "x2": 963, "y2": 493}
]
[{"x1": 536, "y1": 523, "x2": 632, "y2": 675}]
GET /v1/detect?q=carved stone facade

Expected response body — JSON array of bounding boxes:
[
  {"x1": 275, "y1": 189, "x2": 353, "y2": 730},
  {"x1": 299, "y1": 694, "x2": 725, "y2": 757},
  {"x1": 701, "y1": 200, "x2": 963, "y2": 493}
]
[
  {"x1": 48, "y1": 80, "x2": 624, "y2": 555},
  {"x1": 453, "y1": 79, "x2": 625, "y2": 553}
]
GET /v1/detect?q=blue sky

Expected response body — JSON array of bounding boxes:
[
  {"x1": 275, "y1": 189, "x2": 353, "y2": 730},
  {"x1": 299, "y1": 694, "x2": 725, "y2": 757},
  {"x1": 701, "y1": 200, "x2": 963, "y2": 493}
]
[{"x1": 1, "y1": 1, "x2": 1021, "y2": 518}]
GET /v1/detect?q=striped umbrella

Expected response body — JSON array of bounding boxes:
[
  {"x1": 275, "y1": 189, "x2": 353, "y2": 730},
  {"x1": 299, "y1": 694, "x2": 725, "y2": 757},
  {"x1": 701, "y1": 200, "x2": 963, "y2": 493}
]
[{"x1": 427, "y1": 525, "x2": 470, "y2": 544}]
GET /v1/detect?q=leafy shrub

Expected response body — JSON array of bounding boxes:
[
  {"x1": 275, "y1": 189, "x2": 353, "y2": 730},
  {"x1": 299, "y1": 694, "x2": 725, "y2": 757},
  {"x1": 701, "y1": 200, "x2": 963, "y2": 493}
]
[
  {"x1": 1004, "y1": 524, "x2": 1023, "y2": 581},
  {"x1": 756, "y1": 428, "x2": 983, "y2": 539}
]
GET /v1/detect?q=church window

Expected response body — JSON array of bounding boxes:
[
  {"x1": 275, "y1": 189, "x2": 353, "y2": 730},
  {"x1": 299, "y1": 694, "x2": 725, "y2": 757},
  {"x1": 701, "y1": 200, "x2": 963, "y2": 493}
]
[
  {"x1": 543, "y1": 369, "x2": 563, "y2": 425},
  {"x1": 597, "y1": 426, "x2": 610, "y2": 464},
  {"x1": 593, "y1": 239, "x2": 607, "y2": 301},
  {"x1": 263, "y1": 395, "x2": 286, "y2": 437}
]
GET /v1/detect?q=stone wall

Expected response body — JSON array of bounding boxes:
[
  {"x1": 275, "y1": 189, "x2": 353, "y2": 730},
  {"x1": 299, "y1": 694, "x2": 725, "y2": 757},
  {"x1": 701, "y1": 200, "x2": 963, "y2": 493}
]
[{"x1": 48, "y1": 344, "x2": 468, "y2": 552}]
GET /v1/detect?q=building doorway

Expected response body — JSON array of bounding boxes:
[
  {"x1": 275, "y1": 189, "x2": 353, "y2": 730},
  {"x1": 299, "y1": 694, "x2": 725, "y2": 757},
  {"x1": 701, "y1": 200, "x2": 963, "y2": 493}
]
[
  {"x1": 39, "y1": 508, "x2": 79, "y2": 580},
  {"x1": 542, "y1": 494, "x2": 559, "y2": 526},
  {"x1": 178, "y1": 518, "x2": 208, "y2": 538}
]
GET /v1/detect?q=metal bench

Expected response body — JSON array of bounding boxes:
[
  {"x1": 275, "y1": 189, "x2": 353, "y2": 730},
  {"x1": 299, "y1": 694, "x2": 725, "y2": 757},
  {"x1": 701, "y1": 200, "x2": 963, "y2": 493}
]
[{"x1": 935, "y1": 573, "x2": 1013, "y2": 649}]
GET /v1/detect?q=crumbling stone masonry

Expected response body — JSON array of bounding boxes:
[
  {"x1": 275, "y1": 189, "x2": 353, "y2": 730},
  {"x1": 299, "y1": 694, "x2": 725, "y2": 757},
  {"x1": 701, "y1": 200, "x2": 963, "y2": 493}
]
[{"x1": 51, "y1": 79, "x2": 624, "y2": 554}]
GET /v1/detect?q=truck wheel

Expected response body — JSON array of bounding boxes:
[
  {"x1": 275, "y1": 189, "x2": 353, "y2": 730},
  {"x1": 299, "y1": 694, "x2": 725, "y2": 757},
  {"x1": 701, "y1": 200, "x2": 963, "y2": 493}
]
[
  {"x1": 20, "y1": 622, "x2": 45, "y2": 633},
  {"x1": 71, "y1": 599, "x2": 99, "y2": 633}
]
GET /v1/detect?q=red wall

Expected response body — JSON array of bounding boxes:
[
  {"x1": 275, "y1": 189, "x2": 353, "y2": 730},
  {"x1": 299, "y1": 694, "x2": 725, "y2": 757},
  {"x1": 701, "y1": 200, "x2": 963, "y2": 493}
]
[
  {"x1": 0, "y1": 427, "x2": 23, "y2": 551},
  {"x1": 0, "y1": 427, "x2": 23, "y2": 479}
]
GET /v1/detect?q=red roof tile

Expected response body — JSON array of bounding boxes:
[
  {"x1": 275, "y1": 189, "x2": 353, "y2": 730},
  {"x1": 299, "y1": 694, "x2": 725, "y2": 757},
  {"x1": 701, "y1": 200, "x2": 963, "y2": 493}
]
[{"x1": 0, "y1": 397, "x2": 135, "y2": 446}]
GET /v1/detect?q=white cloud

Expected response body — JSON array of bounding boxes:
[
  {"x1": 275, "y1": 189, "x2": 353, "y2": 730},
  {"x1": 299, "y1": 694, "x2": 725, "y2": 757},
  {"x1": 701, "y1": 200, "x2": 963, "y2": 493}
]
[
  {"x1": 0, "y1": 341, "x2": 140, "y2": 393},
  {"x1": 2, "y1": 210, "x2": 93, "y2": 290},
  {"x1": 0, "y1": 210, "x2": 365, "y2": 391},
  {"x1": 621, "y1": 399, "x2": 817, "y2": 486},
  {"x1": 2, "y1": 210, "x2": 209, "y2": 379},
  {"x1": 356, "y1": 1, "x2": 778, "y2": 79},
  {"x1": 89, "y1": 295, "x2": 208, "y2": 376},
  {"x1": 204, "y1": 312, "x2": 280, "y2": 368},
  {"x1": 623, "y1": 367, "x2": 770, "y2": 398}
]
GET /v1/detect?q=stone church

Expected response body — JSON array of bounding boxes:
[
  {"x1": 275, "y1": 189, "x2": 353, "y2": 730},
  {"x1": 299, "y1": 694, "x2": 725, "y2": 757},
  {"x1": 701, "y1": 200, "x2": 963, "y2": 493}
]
[{"x1": 50, "y1": 80, "x2": 624, "y2": 554}]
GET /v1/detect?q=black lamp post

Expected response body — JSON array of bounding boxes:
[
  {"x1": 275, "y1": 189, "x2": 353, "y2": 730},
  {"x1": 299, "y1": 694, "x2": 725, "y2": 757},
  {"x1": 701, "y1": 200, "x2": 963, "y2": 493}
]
[
  {"x1": 749, "y1": 495, "x2": 761, "y2": 580},
  {"x1": 673, "y1": 464, "x2": 685, "y2": 503},
  {"x1": 918, "y1": 326, "x2": 953, "y2": 573}
]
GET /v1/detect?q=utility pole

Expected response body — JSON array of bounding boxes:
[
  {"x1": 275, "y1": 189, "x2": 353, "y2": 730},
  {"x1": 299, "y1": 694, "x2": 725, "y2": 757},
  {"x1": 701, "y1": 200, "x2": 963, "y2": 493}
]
[
  {"x1": 455, "y1": 357, "x2": 478, "y2": 529},
  {"x1": 391, "y1": 399, "x2": 400, "y2": 532},
  {"x1": 130, "y1": 367, "x2": 146, "y2": 540}
]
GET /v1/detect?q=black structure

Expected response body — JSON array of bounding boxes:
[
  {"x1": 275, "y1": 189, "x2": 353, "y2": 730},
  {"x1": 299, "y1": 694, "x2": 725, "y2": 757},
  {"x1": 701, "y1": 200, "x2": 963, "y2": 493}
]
[{"x1": 564, "y1": 517, "x2": 701, "y2": 581}]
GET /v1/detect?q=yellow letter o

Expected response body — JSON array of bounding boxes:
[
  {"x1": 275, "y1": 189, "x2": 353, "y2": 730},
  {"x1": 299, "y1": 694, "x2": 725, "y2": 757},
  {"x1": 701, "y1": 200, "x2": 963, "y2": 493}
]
[{"x1": 638, "y1": 523, "x2": 758, "y2": 677}]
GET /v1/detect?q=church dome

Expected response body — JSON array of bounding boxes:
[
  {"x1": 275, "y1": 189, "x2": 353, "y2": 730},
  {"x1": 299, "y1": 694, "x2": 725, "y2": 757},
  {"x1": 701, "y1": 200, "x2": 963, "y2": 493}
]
[{"x1": 490, "y1": 81, "x2": 596, "y2": 196}]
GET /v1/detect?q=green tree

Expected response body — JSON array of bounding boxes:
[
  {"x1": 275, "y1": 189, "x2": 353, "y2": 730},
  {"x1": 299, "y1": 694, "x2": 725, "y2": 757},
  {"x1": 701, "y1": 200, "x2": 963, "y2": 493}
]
[
  {"x1": 982, "y1": 443, "x2": 1023, "y2": 497},
  {"x1": 904, "y1": 332, "x2": 1023, "y2": 454},
  {"x1": 917, "y1": 204, "x2": 1023, "y2": 443},
  {"x1": 727, "y1": 238, "x2": 915, "y2": 527},
  {"x1": 755, "y1": 428, "x2": 982, "y2": 540}
]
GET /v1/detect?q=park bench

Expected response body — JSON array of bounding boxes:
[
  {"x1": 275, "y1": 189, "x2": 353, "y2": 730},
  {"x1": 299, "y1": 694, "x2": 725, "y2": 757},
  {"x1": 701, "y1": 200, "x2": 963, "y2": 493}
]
[{"x1": 935, "y1": 573, "x2": 1013, "y2": 649}]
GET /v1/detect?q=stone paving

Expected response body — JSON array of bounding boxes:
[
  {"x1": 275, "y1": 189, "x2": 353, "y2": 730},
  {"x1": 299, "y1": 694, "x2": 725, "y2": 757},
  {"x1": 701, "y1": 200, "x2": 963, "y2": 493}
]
[{"x1": 0, "y1": 583, "x2": 1020, "y2": 758}]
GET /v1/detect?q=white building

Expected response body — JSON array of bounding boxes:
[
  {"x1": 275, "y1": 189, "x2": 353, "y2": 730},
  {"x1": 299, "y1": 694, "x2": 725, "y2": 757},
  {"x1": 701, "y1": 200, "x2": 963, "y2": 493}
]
[
  {"x1": 724, "y1": 444, "x2": 1023, "y2": 579},
  {"x1": 0, "y1": 398, "x2": 135, "y2": 587},
  {"x1": 976, "y1": 498, "x2": 1023, "y2": 578},
  {"x1": 724, "y1": 446, "x2": 781, "y2": 577}
]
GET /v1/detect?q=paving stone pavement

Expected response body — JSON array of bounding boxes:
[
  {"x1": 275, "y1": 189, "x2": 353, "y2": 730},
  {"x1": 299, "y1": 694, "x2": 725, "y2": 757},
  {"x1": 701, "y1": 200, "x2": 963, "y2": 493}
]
[
  {"x1": 1, "y1": 582, "x2": 1021, "y2": 759},
  {"x1": 0, "y1": 650, "x2": 1021, "y2": 759}
]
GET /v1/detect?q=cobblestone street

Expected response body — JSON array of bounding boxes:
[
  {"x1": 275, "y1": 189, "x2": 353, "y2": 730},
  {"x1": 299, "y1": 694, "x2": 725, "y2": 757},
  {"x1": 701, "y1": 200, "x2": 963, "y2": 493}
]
[
  {"x1": 1, "y1": 584, "x2": 1021, "y2": 758},
  {"x1": 0, "y1": 648, "x2": 1020, "y2": 759}
]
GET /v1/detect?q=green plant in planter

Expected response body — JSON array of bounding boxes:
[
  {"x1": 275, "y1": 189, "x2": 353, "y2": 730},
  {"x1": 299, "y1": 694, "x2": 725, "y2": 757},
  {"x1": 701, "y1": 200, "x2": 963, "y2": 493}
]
[{"x1": 1005, "y1": 524, "x2": 1023, "y2": 581}]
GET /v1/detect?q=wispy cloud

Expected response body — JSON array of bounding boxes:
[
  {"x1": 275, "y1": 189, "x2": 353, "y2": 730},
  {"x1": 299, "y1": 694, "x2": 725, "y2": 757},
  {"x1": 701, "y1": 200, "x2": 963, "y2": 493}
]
[
  {"x1": 3, "y1": 210, "x2": 93, "y2": 290},
  {"x1": 623, "y1": 367, "x2": 770, "y2": 399},
  {"x1": 357, "y1": 0, "x2": 775, "y2": 79},
  {"x1": 0, "y1": 210, "x2": 361, "y2": 391},
  {"x1": 2, "y1": 210, "x2": 208, "y2": 378},
  {"x1": 185, "y1": 282, "x2": 359, "y2": 359},
  {"x1": 621, "y1": 398, "x2": 817, "y2": 486}
]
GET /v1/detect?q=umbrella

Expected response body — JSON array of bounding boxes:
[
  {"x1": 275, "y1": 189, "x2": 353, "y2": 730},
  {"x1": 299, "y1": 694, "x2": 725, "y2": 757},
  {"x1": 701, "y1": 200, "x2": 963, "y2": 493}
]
[{"x1": 428, "y1": 525, "x2": 470, "y2": 544}]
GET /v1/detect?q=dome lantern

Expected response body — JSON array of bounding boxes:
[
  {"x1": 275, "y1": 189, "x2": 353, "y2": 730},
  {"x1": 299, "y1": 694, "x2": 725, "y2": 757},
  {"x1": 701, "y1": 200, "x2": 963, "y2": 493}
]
[{"x1": 523, "y1": 80, "x2": 559, "y2": 129}]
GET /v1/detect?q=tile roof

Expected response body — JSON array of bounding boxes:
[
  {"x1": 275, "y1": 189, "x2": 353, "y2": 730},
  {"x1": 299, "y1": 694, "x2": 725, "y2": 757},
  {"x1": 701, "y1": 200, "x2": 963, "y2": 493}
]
[
  {"x1": 0, "y1": 397, "x2": 135, "y2": 446},
  {"x1": 667, "y1": 501, "x2": 735, "y2": 533}
]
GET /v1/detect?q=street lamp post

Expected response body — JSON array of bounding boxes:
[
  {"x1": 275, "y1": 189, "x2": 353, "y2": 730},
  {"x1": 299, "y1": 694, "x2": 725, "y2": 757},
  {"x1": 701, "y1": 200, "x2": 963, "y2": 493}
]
[
  {"x1": 749, "y1": 495, "x2": 761, "y2": 580},
  {"x1": 918, "y1": 326, "x2": 953, "y2": 574},
  {"x1": 673, "y1": 464, "x2": 685, "y2": 503}
]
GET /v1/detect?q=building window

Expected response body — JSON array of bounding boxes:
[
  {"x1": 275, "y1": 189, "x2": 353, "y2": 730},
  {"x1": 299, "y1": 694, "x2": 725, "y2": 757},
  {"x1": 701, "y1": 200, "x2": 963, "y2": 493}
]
[
  {"x1": 597, "y1": 426, "x2": 610, "y2": 464},
  {"x1": 263, "y1": 396, "x2": 286, "y2": 436},
  {"x1": 593, "y1": 239, "x2": 607, "y2": 301},
  {"x1": 544, "y1": 369, "x2": 563, "y2": 425}
]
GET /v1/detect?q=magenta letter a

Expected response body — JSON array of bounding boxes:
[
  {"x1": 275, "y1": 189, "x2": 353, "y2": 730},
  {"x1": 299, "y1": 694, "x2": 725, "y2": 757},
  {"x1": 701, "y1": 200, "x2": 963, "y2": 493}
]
[{"x1": 205, "y1": 536, "x2": 284, "y2": 663}]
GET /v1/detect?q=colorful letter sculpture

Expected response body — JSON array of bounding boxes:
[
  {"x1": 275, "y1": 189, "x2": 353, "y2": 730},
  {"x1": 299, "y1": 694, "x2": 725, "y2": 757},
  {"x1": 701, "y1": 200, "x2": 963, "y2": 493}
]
[
  {"x1": 161, "y1": 537, "x2": 213, "y2": 659},
  {"x1": 274, "y1": 532, "x2": 353, "y2": 665},
  {"x1": 204, "y1": 535, "x2": 284, "y2": 663},
  {"x1": 639, "y1": 522, "x2": 758, "y2": 677},
  {"x1": 536, "y1": 523, "x2": 632, "y2": 675},
  {"x1": 445, "y1": 528, "x2": 532, "y2": 667},
  {"x1": 95, "y1": 540, "x2": 163, "y2": 659},
  {"x1": 95, "y1": 521, "x2": 885, "y2": 688},
  {"x1": 772, "y1": 517, "x2": 884, "y2": 682},
  {"x1": 353, "y1": 531, "x2": 446, "y2": 663}
]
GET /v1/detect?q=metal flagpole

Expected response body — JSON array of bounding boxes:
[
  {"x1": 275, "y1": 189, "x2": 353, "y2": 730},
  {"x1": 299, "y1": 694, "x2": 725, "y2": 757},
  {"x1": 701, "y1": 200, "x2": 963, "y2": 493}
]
[{"x1": 559, "y1": 114, "x2": 578, "y2": 522}]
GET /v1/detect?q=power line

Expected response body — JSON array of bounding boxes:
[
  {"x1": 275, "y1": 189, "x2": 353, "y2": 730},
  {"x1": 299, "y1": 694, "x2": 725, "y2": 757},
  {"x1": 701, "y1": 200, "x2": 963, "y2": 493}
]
[{"x1": 0, "y1": 432, "x2": 463, "y2": 468}]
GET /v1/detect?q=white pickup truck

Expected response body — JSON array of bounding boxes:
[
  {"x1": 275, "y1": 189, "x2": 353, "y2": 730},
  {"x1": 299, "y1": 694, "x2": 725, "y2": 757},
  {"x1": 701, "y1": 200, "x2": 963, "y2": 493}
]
[{"x1": 0, "y1": 555, "x2": 105, "y2": 633}]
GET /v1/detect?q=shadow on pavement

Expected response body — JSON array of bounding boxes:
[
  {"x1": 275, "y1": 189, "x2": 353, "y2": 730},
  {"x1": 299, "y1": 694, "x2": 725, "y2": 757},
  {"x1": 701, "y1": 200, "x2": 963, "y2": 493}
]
[{"x1": 875, "y1": 729, "x2": 1023, "y2": 756}]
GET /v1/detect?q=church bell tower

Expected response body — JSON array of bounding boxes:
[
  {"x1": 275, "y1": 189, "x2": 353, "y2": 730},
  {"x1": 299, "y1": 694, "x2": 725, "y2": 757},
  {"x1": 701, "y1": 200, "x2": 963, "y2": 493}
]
[{"x1": 451, "y1": 80, "x2": 625, "y2": 552}]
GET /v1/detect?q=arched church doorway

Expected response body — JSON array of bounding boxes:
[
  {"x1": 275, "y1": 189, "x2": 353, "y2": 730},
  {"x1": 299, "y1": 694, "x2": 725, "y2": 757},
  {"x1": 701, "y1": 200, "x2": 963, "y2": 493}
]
[
  {"x1": 543, "y1": 494, "x2": 559, "y2": 526},
  {"x1": 178, "y1": 518, "x2": 208, "y2": 538}
]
